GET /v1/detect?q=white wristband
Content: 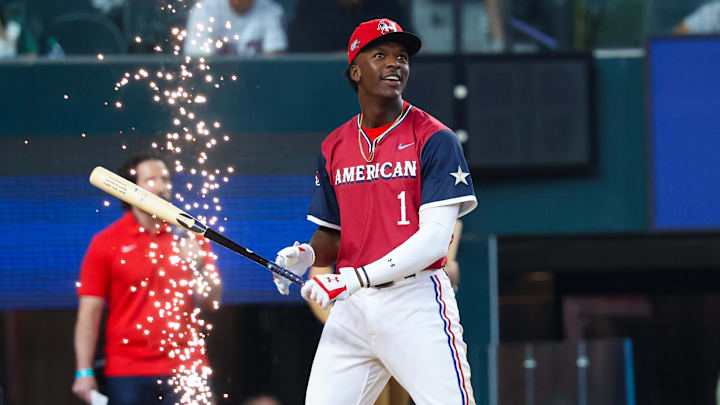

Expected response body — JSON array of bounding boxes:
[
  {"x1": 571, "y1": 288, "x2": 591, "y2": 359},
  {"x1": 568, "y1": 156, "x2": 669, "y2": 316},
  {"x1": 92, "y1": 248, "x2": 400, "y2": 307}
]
[{"x1": 339, "y1": 267, "x2": 362, "y2": 294}]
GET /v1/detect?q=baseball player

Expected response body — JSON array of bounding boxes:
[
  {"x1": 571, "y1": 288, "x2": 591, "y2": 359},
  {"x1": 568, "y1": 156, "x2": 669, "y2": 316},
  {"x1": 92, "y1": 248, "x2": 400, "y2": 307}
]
[{"x1": 273, "y1": 18, "x2": 477, "y2": 404}]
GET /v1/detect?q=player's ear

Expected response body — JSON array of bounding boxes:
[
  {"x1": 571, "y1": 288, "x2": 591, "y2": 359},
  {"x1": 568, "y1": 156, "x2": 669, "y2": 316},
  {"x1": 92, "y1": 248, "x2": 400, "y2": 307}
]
[{"x1": 350, "y1": 63, "x2": 361, "y2": 83}]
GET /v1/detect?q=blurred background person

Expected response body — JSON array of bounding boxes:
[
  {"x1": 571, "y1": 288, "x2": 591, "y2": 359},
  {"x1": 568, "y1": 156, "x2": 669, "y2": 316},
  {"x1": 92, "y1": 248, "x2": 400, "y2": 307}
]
[
  {"x1": 0, "y1": 9, "x2": 22, "y2": 58},
  {"x1": 288, "y1": 0, "x2": 408, "y2": 53},
  {"x1": 0, "y1": 8, "x2": 36, "y2": 58},
  {"x1": 675, "y1": 1, "x2": 720, "y2": 34},
  {"x1": 412, "y1": 0, "x2": 504, "y2": 54},
  {"x1": 72, "y1": 151, "x2": 222, "y2": 404},
  {"x1": 184, "y1": 0, "x2": 287, "y2": 56}
]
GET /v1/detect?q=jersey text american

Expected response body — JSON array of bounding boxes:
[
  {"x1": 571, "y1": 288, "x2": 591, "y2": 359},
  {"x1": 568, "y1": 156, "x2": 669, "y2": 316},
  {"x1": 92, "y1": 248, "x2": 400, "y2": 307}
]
[{"x1": 334, "y1": 160, "x2": 417, "y2": 185}]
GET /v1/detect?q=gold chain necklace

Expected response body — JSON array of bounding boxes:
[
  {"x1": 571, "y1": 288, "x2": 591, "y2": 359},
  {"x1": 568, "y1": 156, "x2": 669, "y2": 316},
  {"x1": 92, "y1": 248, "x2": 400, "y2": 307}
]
[{"x1": 357, "y1": 105, "x2": 407, "y2": 163}]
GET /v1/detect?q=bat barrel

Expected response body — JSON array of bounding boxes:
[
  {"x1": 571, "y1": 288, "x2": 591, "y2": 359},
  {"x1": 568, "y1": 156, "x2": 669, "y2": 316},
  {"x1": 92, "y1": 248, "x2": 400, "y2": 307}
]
[
  {"x1": 90, "y1": 166, "x2": 306, "y2": 288},
  {"x1": 89, "y1": 166, "x2": 191, "y2": 231}
]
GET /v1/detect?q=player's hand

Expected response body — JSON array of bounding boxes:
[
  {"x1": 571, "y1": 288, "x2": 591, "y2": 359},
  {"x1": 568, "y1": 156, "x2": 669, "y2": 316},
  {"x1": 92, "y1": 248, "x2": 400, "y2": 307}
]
[
  {"x1": 72, "y1": 375, "x2": 98, "y2": 404},
  {"x1": 301, "y1": 267, "x2": 362, "y2": 309},
  {"x1": 274, "y1": 242, "x2": 314, "y2": 295}
]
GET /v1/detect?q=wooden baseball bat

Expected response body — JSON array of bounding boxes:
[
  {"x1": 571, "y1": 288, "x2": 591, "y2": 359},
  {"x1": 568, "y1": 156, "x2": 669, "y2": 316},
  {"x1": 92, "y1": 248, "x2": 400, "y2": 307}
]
[{"x1": 89, "y1": 166, "x2": 305, "y2": 286}]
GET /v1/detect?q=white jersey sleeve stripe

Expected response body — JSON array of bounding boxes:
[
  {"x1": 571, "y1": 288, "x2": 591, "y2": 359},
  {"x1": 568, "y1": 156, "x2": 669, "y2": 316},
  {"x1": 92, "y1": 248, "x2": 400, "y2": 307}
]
[
  {"x1": 419, "y1": 195, "x2": 478, "y2": 218},
  {"x1": 307, "y1": 215, "x2": 341, "y2": 231}
]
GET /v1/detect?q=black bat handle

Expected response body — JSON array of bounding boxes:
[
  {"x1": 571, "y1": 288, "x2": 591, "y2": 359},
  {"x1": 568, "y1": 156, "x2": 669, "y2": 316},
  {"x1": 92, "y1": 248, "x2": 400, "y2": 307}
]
[{"x1": 204, "y1": 228, "x2": 306, "y2": 287}]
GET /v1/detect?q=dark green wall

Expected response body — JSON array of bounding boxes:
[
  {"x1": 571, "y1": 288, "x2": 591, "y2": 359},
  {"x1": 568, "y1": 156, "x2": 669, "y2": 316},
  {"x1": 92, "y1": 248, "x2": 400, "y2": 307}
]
[
  {"x1": 457, "y1": 55, "x2": 648, "y2": 403},
  {"x1": 466, "y1": 56, "x2": 648, "y2": 236},
  {"x1": 0, "y1": 55, "x2": 359, "y2": 138}
]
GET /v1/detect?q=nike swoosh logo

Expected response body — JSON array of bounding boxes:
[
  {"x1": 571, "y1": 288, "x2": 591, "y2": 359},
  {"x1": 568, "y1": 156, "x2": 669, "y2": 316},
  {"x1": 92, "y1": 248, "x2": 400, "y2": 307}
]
[
  {"x1": 121, "y1": 244, "x2": 137, "y2": 253},
  {"x1": 398, "y1": 142, "x2": 415, "y2": 150}
]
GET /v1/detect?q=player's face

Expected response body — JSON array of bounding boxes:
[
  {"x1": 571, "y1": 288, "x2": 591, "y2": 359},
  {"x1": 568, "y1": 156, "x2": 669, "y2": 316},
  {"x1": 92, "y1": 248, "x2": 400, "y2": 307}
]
[
  {"x1": 353, "y1": 42, "x2": 410, "y2": 98},
  {"x1": 135, "y1": 159, "x2": 172, "y2": 202}
]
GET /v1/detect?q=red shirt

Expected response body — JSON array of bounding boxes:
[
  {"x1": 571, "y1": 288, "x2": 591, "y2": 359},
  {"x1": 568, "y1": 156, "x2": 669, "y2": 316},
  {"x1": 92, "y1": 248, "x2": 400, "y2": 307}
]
[{"x1": 78, "y1": 212, "x2": 216, "y2": 377}]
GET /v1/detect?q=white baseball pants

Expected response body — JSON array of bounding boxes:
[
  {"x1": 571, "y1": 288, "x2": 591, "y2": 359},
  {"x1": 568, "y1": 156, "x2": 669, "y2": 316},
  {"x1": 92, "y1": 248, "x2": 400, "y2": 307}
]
[{"x1": 305, "y1": 269, "x2": 475, "y2": 405}]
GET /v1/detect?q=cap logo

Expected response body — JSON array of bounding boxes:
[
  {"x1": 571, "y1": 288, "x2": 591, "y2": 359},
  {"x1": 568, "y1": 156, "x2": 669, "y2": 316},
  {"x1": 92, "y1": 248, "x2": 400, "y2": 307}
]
[
  {"x1": 377, "y1": 20, "x2": 398, "y2": 35},
  {"x1": 350, "y1": 39, "x2": 362, "y2": 52}
]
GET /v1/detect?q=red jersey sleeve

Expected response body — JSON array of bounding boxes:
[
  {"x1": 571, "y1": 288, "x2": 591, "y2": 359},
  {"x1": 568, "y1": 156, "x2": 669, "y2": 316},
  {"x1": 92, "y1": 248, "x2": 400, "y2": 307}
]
[{"x1": 77, "y1": 234, "x2": 112, "y2": 298}]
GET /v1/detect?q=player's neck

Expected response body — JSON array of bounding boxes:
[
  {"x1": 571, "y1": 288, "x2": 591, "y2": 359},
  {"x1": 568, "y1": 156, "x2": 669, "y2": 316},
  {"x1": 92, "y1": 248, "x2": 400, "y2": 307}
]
[
  {"x1": 132, "y1": 207, "x2": 162, "y2": 231},
  {"x1": 359, "y1": 97, "x2": 404, "y2": 129}
]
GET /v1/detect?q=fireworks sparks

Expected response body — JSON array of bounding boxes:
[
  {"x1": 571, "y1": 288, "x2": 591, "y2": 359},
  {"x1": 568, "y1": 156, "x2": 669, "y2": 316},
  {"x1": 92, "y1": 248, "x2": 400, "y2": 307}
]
[
  {"x1": 114, "y1": 232, "x2": 221, "y2": 404},
  {"x1": 83, "y1": 1, "x2": 241, "y2": 402},
  {"x1": 70, "y1": 2, "x2": 240, "y2": 402}
]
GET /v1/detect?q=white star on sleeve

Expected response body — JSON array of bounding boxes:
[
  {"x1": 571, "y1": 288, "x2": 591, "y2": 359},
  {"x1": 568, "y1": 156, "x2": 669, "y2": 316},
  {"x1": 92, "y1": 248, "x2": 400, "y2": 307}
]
[{"x1": 450, "y1": 165, "x2": 470, "y2": 186}]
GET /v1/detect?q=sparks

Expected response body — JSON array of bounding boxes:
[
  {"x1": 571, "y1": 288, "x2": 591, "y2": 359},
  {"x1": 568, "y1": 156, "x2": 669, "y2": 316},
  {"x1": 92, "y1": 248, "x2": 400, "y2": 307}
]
[{"x1": 99, "y1": 16, "x2": 234, "y2": 403}]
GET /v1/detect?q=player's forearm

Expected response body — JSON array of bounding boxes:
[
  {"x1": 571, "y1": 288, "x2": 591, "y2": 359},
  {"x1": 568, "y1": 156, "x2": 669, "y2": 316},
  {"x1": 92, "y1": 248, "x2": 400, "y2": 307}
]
[
  {"x1": 486, "y1": 0, "x2": 504, "y2": 40},
  {"x1": 360, "y1": 204, "x2": 459, "y2": 287},
  {"x1": 309, "y1": 227, "x2": 341, "y2": 267},
  {"x1": 74, "y1": 299, "x2": 103, "y2": 370}
]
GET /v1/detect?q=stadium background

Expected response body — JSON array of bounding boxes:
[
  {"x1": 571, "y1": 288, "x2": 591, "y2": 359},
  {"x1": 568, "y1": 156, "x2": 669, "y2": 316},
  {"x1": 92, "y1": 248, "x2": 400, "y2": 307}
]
[{"x1": 2, "y1": 0, "x2": 720, "y2": 404}]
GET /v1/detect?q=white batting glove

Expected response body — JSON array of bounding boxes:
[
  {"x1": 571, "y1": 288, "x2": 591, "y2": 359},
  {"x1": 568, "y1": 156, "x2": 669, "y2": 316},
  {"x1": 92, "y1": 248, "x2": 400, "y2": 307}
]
[
  {"x1": 274, "y1": 241, "x2": 314, "y2": 295},
  {"x1": 301, "y1": 267, "x2": 362, "y2": 309}
]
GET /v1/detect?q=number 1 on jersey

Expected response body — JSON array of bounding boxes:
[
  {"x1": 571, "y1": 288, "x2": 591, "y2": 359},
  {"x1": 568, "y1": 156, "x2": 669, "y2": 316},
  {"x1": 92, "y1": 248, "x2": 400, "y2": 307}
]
[{"x1": 397, "y1": 191, "x2": 410, "y2": 225}]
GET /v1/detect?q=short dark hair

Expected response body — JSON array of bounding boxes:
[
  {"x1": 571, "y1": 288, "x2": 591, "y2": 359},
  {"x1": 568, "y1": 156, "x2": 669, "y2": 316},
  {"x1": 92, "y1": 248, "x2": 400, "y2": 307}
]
[{"x1": 117, "y1": 150, "x2": 169, "y2": 210}]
